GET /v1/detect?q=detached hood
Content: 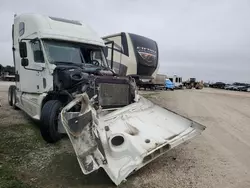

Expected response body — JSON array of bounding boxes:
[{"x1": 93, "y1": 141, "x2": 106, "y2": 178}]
[{"x1": 61, "y1": 93, "x2": 206, "y2": 185}]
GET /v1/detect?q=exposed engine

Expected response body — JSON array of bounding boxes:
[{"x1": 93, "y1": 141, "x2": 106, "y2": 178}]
[{"x1": 53, "y1": 66, "x2": 136, "y2": 109}]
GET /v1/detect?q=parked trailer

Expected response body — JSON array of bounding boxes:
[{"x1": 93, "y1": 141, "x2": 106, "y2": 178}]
[
  {"x1": 3, "y1": 75, "x2": 15, "y2": 81},
  {"x1": 152, "y1": 74, "x2": 167, "y2": 89},
  {"x1": 8, "y1": 13, "x2": 206, "y2": 186},
  {"x1": 102, "y1": 32, "x2": 159, "y2": 88},
  {"x1": 137, "y1": 74, "x2": 166, "y2": 90},
  {"x1": 1, "y1": 72, "x2": 15, "y2": 81}
]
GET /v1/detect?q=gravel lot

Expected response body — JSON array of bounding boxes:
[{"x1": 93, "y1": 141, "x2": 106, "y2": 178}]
[{"x1": 0, "y1": 81, "x2": 250, "y2": 188}]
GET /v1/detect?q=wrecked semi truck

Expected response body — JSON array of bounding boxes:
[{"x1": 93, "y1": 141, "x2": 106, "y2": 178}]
[{"x1": 8, "y1": 13, "x2": 206, "y2": 185}]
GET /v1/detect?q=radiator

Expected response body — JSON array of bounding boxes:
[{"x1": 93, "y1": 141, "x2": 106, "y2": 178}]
[{"x1": 98, "y1": 83, "x2": 130, "y2": 108}]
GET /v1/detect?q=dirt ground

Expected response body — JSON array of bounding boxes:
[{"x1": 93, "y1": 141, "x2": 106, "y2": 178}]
[{"x1": 0, "y1": 81, "x2": 250, "y2": 188}]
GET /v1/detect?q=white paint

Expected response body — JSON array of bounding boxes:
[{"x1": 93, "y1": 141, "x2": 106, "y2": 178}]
[{"x1": 14, "y1": 13, "x2": 105, "y2": 47}]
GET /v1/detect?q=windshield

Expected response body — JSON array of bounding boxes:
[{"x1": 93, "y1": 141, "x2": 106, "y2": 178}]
[{"x1": 42, "y1": 40, "x2": 108, "y2": 68}]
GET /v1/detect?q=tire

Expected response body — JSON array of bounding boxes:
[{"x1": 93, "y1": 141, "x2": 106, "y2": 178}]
[
  {"x1": 40, "y1": 100, "x2": 63, "y2": 143},
  {"x1": 12, "y1": 87, "x2": 19, "y2": 110},
  {"x1": 8, "y1": 85, "x2": 16, "y2": 106}
]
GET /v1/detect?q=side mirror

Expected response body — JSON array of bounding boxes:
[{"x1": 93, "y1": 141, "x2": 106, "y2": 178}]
[
  {"x1": 103, "y1": 46, "x2": 108, "y2": 57},
  {"x1": 21, "y1": 58, "x2": 29, "y2": 67},
  {"x1": 19, "y1": 42, "x2": 27, "y2": 58}
]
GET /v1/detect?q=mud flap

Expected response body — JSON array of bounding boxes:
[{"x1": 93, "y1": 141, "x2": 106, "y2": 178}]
[{"x1": 60, "y1": 93, "x2": 206, "y2": 185}]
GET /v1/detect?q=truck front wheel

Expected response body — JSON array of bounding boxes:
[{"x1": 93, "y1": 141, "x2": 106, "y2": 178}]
[
  {"x1": 8, "y1": 85, "x2": 16, "y2": 106},
  {"x1": 40, "y1": 100, "x2": 63, "y2": 143},
  {"x1": 12, "y1": 88, "x2": 19, "y2": 110}
]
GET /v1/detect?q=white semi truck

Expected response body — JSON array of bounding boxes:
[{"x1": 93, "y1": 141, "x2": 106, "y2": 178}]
[
  {"x1": 8, "y1": 13, "x2": 205, "y2": 185},
  {"x1": 102, "y1": 32, "x2": 160, "y2": 89}
]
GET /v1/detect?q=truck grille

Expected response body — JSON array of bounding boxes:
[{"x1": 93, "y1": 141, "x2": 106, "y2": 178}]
[{"x1": 98, "y1": 83, "x2": 130, "y2": 108}]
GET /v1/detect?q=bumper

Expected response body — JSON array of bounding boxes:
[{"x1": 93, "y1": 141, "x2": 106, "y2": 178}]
[{"x1": 60, "y1": 93, "x2": 206, "y2": 185}]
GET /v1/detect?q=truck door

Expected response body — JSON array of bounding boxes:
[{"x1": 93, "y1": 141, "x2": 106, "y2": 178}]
[{"x1": 19, "y1": 40, "x2": 46, "y2": 93}]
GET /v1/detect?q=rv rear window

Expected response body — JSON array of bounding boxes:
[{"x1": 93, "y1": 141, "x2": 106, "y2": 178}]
[
  {"x1": 19, "y1": 22, "x2": 25, "y2": 36},
  {"x1": 49, "y1": 16, "x2": 82, "y2": 25}
]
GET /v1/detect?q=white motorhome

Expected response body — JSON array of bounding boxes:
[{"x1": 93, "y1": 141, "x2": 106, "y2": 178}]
[
  {"x1": 102, "y1": 32, "x2": 159, "y2": 83},
  {"x1": 168, "y1": 75, "x2": 183, "y2": 89},
  {"x1": 8, "y1": 13, "x2": 205, "y2": 185}
]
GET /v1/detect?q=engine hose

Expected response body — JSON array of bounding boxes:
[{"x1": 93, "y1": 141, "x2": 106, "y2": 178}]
[{"x1": 59, "y1": 90, "x2": 73, "y2": 101}]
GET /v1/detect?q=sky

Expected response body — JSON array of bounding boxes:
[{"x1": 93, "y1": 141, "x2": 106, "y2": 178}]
[{"x1": 0, "y1": 0, "x2": 250, "y2": 83}]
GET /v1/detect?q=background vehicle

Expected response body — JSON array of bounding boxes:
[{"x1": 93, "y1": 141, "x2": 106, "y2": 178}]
[
  {"x1": 233, "y1": 85, "x2": 245, "y2": 91},
  {"x1": 168, "y1": 75, "x2": 183, "y2": 89},
  {"x1": 225, "y1": 83, "x2": 249, "y2": 91},
  {"x1": 183, "y1": 78, "x2": 204, "y2": 89},
  {"x1": 0, "y1": 65, "x2": 16, "y2": 81},
  {"x1": 165, "y1": 79, "x2": 174, "y2": 90},
  {"x1": 137, "y1": 73, "x2": 166, "y2": 90},
  {"x1": 152, "y1": 74, "x2": 167, "y2": 89},
  {"x1": 240, "y1": 85, "x2": 250, "y2": 92},
  {"x1": 102, "y1": 32, "x2": 159, "y2": 88},
  {"x1": 224, "y1": 84, "x2": 235, "y2": 90},
  {"x1": 203, "y1": 82, "x2": 210, "y2": 87},
  {"x1": 210, "y1": 82, "x2": 226, "y2": 89},
  {"x1": 1, "y1": 72, "x2": 15, "y2": 81}
]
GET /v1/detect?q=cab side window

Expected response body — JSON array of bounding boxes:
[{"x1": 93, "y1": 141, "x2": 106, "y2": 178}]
[
  {"x1": 19, "y1": 22, "x2": 25, "y2": 36},
  {"x1": 31, "y1": 41, "x2": 44, "y2": 63}
]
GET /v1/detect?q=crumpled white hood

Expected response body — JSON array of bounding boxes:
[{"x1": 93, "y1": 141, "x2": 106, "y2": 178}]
[{"x1": 60, "y1": 93, "x2": 206, "y2": 185}]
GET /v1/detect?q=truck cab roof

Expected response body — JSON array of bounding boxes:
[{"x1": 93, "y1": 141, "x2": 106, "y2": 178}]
[{"x1": 14, "y1": 13, "x2": 105, "y2": 47}]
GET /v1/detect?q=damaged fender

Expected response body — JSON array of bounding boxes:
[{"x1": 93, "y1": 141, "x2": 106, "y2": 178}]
[{"x1": 60, "y1": 93, "x2": 206, "y2": 185}]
